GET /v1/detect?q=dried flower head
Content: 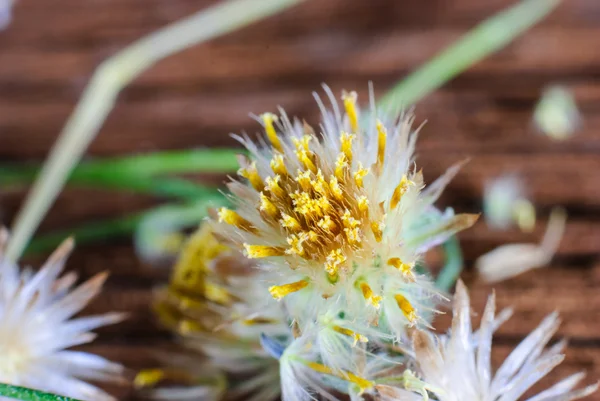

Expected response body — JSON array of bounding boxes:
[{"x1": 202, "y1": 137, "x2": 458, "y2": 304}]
[
  {"x1": 404, "y1": 281, "x2": 598, "y2": 401},
  {"x1": 215, "y1": 86, "x2": 477, "y2": 336},
  {"x1": 0, "y1": 229, "x2": 124, "y2": 401}
]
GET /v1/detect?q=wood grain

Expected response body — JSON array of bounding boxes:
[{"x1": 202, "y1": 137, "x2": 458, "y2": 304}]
[{"x1": 2, "y1": 0, "x2": 600, "y2": 399}]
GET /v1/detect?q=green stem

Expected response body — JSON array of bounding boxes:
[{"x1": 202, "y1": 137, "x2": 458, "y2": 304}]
[
  {"x1": 0, "y1": 384, "x2": 80, "y2": 401},
  {"x1": 435, "y1": 235, "x2": 465, "y2": 292},
  {"x1": 378, "y1": 0, "x2": 561, "y2": 108}
]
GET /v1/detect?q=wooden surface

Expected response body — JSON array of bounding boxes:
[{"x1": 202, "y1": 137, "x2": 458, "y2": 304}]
[{"x1": 2, "y1": 0, "x2": 600, "y2": 399}]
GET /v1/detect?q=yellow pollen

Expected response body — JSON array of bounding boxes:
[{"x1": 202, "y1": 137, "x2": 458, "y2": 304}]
[
  {"x1": 297, "y1": 149, "x2": 317, "y2": 173},
  {"x1": 335, "y1": 153, "x2": 349, "y2": 180},
  {"x1": 238, "y1": 162, "x2": 264, "y2": 192},
  {"x1": 241, "y1": 317, "x2": 279, "y2": 326},
  {"x1": 376, "y1": 120, "x2": 387, "y2": 170},
  {"x1": 296, "y1": 170, "x2": 312, "y2": 191},
  {"x1": 292, "y1": 135, "x2": 312, "y2": 152},
  {"x1": 261, "y1": 112, "x2": 283, "y2": 152},
  {"x1": 342, "y1": 91, "x2": 359, "y2": 133},
  {"x1": 387, "y1": 257, "x2": 415, "y2": 281},
  {"x1": 390, "y1": 175, "x2": 414, "y2": 210},
  {"x1": 204, "y1": 282, "x2": 232, "y2": 305},
  {"x1": 333, "y1": 326, "x2": 368, "y2": 346},
  {"x1": 244, "y1": 244, "x2": 285, "y2": 258},
  {"x1": 134, "y1": 369, "x2": 166, "y2": 388},
  {"x1": 286, "y1": 233, "x2": 307, "y2": 256},
  {"x1": 270, "y1": 154, "x2": 288, "y2": 176},
  {"x1": 342, "y1": 210, "x2": 360, "y2": 229},
  {"x1": 371, "y1": 219, "x2": 385, "y2": 242},
  {"x1": 280, "y1": 213, "x2": 302, "y2": 231},
  {"x1": 269, "y1": 279, "x2": 309, "y2": 300},
  {"x1": 317, "y1": 215, "x2": 337, "y2": 232},
  {"x1": 359, "y1": 281, "x2": 382, "y2": 308},
  {"x1": 353, "y1": 162, "x2": 369, "y2": 188},
  {"x1": 311, "y1": 170, "x2": 328, "y2": 195},
  {"x1": 325, "y1": 249, "x2": 346, "y2": 275},
  {"x1": 340, "y1": 131, "x2": 355, "y2": 163},
  {"x1": 344, "y1": 227, "x2": 362, "y2": 245},
  {"x1": 307, "y1": 230, "x2": 319, "y2": 242},
  {"x1": 357, "y1": 196, "x2": 369, "y2": 214},
  {"x1": 395, "y1": 293, "x2": 417, "y2": 324},
  {"x1": 218, "y1": 208, "x2": 257, "y2": 233},
  {"x1": 306, "y1": 361, "x2": 373, "y2": 394},
  {"x1": 329, "y1": 176, "x2": 344, "y2": 200},
  {"x1": 265, "y1": 175, "x2": 285, "y2": 198},
  {"x1": 259, "y1": 192, "x2": 279, "y2": 218}
]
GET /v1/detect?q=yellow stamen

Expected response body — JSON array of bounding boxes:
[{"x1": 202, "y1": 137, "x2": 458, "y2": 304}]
[
  {"x1": 342, "y1": 210, "x2": 360, "y2": 229},
  {"x1": 329, "y1": 176, "x2": 344, "y2": 200},
  {"x1": 353, "y1": 162, "x2": 369, "y2": 188},
  {"x1": 359, "y1": 281, "x2": 382, "y2": 308},
  {"x1": 286, "y1": 233, "x2": 307, "y2": 256},
  {"x1": 376, "y1": 120, "x2": 387, "y2": 170},
  {"x1": 244, "y1": 244, "x2": 285, "y2": 258},
  {"x1": 371, "y1": 219, "x2": 385, "y2": 242},
  {"x1": 317, "y1": 215, "x2": 337, "y2": 232},
  {"x1": 340, "y1": 131, "x2": 355, "y2": 163},
  {"x1": 344, "y1": 227, "x2": 362, "y2": 245},
  {"x1": 395, "y1": 293, "x2": 417, "y2": 324},
  {"x1": 242, "y1": 317, "x2": 279, "y2": 325},
  {"x1": 306, "y1": 361, "x2": 374, "y2": 394},
  {"x1": 134, "y1": 369, "x2": 166, "y2": 388},
  {"x1": 357, "y1": 196, "x2": 369, "y2": 214},
  {"x1": 218, "y1": 208, "x2": 257, "y2": 233},
  {"x1": 387, "y1": 257, "x2": 415, "y2": 281},
  {"x1": 390, "y1": 175, "x2": 413, "y2": 210},
  {"x1": 342, "y1": 91, "x2": 359, "y2": 133},
  {"x1": 265, "y1": 175, "x2": 285, "y2": 198},
  {"x1": 280, "y1": 213, "x2": 302, "y2": 231},
  {"x1": 311, "y1": 170, "x2": 328, "y2": 195},
  {"x1": 261, "y1": 112, "x2": 283, "y2": 152},
  {"x1": 296, "y1": 170, "x2": 312, "y2": 191},
  {"x1": 325, "y1": 248, "x2": 346, "y2": 275},
  {"x1": 333, "y1": 325, "x2": 368, "y2": 346},
  {"x1": 297, "y1": 149, "x2": 317, "y2": 173},
  {"x1": 292, "y1": 135, "x2": 312, "y2": 152},
  {"x1": 238, "y1": 161, "x2": 264, "y2": 192},
  {"x1": 204, "y1": 282, "x2": 232, "y2": 305},
  {"x1": 259, "y1": 192, "x2": 279, "y2": 218},
  {"x1": 335, "y1": 153, "x2": 348, "y2": 180},
  {"x1": 269, "y1": 279, "x2": 309, "y2": 300},
  {"x1": 270, "y1": 154, "x2": 288, "y2": 176}
]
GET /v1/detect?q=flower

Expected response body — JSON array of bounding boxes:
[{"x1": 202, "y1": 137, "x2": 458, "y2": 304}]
[
  {"x1": 143, "y1": 224, "x2": 289, "y2": 401},
  {"x1": 215, "y1": 85, "x2": 477, "y2": 337},
  {"x1": 0, "y1": 229, "x2": 124, "y2": 401},
  {"x1": 484, "y1": 175, "x2": 535, "y2": 232},
  {"x1": 407, "y1": 280, "x2": 597, "y2": 401}
]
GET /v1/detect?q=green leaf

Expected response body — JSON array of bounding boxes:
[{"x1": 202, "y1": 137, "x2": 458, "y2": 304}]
[{"x1": 0, "y1": 384, "x2": 81, "y2": 401}]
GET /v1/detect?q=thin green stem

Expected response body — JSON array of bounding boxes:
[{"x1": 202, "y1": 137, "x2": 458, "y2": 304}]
[
  {"x1": 6, "y1": 0, "x2": 302, "y2": 262},
  {"x1": 435, "y1": 235, "x2": 465, "y2": 292},
  {"x1": 378, "y1": 0, "x2": 561, "y2": 108},
  {"x1": 0, "y1": 384, "x2": 80, "y2": 401}
]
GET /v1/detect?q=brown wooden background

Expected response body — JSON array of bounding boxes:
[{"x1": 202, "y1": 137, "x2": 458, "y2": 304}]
[{"x1": 2, "y1": 0, "x2": 600, "y2": 399}]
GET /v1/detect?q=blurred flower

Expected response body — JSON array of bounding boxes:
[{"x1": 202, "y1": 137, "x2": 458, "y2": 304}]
[
  {"x1": 477, "y1": 207, "x2": 567, "y2": 283},
  {"x1": 534, "y1": 85, "x2": 581, "y2": 141},
  {"x1": 139, "y1": 224, "x2": 289, "y2": 401},
  {"x1": 405, "y1": 281, "x2": 597, "y2": 401},
  {"x1": 484, "y1": 175, "x2": 536, "y2": 232},
  {"x1": 215, "y1": 86, "x2": 477, "y2": 342},
  {"x1": 0, "y1": 229, "x2": 124, "y2": 401}
]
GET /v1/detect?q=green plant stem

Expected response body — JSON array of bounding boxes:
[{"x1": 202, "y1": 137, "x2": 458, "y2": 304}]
[
  {"x1": 0, "y1": 384, "x2": 80, "y2": 401},
  {"x1": 435, "y1": 235, "x2": 465, "y2": 292},
  {"x1": 6, "y1": 0, "x2": 302, "y2": 262},
  {"x1": 378, "y1": 0, "x2": 561, "y2": 108}
]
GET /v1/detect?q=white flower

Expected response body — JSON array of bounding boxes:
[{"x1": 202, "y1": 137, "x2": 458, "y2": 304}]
[
  {"x1": 215, "y1": 85, "x2": 477, "y2": 339},
  {"x1": 484, "y1": 175, "x2": 535, "y2": 232},
  {"x1": 410, "y1": 280, "x2": 597, "y2": 401},
  {"x1": 0, "y1": 229, "x2": 124, "y2": 401}
]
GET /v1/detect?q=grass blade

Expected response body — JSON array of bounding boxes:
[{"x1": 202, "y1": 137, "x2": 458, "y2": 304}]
[
  {"x1": 6, "y1": 0, "x2": 302, "y2": 262},
  {"x1": 378, "y1": 0, "x2": 561, "y2": 109},
  {"x1": 0, "y1": 384, "x2": 80, "y2": 401}
]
